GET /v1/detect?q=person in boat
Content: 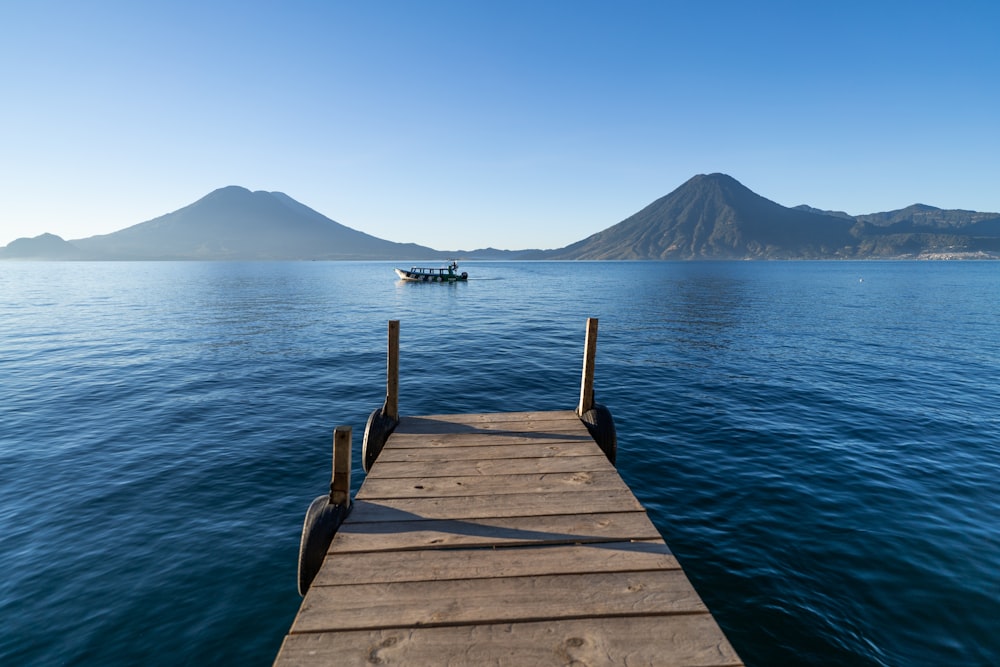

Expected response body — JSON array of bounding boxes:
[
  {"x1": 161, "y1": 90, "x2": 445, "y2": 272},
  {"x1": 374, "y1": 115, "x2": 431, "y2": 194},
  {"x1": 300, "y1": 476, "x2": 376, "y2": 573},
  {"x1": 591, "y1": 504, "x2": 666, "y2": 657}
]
[{"x1": 449, "y1": 261, "x2": 458, "y2": 272}]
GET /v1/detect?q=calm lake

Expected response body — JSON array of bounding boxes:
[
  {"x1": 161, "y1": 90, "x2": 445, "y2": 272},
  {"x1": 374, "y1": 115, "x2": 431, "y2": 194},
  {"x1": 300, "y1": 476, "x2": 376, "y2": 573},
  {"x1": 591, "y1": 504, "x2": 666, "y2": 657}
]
[{"x1": 1, "y1": 260, "x2": 998, "y2": 666}]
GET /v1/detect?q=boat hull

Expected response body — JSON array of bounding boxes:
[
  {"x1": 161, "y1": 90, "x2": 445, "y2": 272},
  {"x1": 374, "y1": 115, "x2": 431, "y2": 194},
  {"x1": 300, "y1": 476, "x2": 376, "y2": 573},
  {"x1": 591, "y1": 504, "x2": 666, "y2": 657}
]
[{"x1": 395, "y1": 268, "x2": 468, "y2": 282}]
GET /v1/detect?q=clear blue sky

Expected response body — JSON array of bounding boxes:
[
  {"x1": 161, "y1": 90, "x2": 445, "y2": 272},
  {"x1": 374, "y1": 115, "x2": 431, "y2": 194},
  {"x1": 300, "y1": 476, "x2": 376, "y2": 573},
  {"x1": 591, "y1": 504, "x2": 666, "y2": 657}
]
[{"x1": 2, "y1": 1, "x2": 998, "y2": 250}]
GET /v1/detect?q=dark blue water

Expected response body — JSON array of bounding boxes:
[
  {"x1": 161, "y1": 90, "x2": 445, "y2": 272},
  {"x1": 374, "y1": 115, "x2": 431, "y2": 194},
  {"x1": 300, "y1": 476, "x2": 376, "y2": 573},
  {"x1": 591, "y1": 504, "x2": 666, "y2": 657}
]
[{"x1": 2, "y1": 261, "x2": 997, "y2": 666}]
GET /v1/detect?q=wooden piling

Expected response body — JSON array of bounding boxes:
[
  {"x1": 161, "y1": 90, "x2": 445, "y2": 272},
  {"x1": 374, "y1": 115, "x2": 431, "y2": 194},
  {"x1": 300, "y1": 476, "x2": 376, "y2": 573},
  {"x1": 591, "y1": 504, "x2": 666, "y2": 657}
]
[
  {"x1": 362, "y1": 321, "x2": 400, "y2": 472},
  {"x1": 297, "y1": 426, "x2": 353, "y2": 596},
  {"x1": 385, "y1": 320, "x2": 399, "y2": 422},
  {"x1": 329, "y1": 426, "x2": 351, "y2": 507},
  {"x1": 577, "y1": 317, "x2": 598, "y2": 415}
]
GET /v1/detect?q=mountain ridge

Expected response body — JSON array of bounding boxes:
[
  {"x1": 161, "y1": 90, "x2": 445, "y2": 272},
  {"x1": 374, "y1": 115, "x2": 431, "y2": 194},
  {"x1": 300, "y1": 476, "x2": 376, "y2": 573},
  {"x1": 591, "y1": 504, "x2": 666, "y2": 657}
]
[
  {"x1": 3, "y1": 176, "x2": 998, "y2": 260},
  {"x1": 62, "y1": 186, "x2": 446, "y2": 260}
]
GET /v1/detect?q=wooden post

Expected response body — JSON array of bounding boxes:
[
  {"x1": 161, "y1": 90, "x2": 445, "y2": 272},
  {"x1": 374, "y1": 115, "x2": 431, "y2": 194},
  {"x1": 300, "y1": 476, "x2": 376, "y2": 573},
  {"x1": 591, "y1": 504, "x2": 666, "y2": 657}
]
[
  {"x1": 330, "y1": 425, "x2": 352, "y2": 507},
  {"x1": 386, "y1": 320, "x2": 400, "y2": 421},
  {"x1": 577, "y1": 318, "x2": 598, "y2": 416}
]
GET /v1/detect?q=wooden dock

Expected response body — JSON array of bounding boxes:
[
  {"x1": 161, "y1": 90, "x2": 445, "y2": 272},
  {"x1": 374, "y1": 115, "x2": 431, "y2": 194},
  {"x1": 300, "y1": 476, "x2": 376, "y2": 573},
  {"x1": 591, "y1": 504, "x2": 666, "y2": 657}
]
[{"x1": 275, "y1": 321, "x2": 742, "y2": 666}]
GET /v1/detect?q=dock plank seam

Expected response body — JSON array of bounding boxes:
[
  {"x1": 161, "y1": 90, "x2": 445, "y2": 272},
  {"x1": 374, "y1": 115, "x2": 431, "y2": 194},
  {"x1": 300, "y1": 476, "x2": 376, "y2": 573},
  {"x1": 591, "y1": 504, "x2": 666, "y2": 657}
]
[
  {"x1": 286, "y1": 610, "x2": 720, "y2": 636},
  {"x1": 323, "y1": 537, "x2": 665, "y2": 556},
  {"x1": 309, "y1": 566, "x2": 686, "y2": 588}
]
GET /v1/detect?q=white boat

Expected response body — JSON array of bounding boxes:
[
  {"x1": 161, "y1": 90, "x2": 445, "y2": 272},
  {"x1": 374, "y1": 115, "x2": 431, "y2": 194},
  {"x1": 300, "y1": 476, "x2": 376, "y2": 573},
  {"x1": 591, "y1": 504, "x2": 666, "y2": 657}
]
[{"x1": 394, "y1": 261, "x2": 468, "y2": 283}]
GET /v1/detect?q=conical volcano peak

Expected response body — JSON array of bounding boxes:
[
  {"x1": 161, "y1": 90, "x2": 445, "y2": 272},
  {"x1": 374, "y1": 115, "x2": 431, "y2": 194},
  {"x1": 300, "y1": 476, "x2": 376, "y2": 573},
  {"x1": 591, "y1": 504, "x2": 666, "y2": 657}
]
[
  {"x1": 548, "y1": 172, "x2": 857, "y2": 259},
  {"x1": 677, "y1": 173, "x2": 757, "y2": 199},
  {"x1": 689, "y1": 172, "x2": 741, "y2": 185}
]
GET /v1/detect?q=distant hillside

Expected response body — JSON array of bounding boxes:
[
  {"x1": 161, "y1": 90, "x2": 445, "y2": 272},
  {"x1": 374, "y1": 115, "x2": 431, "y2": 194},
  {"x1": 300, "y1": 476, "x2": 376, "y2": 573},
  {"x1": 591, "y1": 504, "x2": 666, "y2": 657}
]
[
  {"x1": 793, "y1": 205, "x2": 854, "y2": 220},
  {"x1": 845, "y1": 205, "x2": 1000, "y2": 258},
  {"x1": 547, "y1": 174, "x2": 857, "y2": 259},
  {"x1": 854, "y1": 204, "x2": 1000, "y2": 232},
  {"x1": 0, "y1": 233, "x2": 87, "y2": 260},
  {"x1": 451, "y1": 247, "x2": 540, "y2": 260},
  {"x1": 68, "y1": 186, "x2": 446, "y2": 260}
]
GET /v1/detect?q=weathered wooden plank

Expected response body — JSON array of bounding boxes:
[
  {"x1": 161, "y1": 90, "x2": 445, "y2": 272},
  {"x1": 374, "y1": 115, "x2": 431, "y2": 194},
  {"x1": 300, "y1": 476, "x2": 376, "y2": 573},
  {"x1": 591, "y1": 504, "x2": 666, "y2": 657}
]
[
  {"x1": 383, "y1": 431, "x2": 594, "y2": 449},
  {"x1": 276, "y1": 614, "x2": 743, "y2": 667},
  {"x1": 366, "y1": 453, "x2": 614, "y2": 479},
  {"x1": 376, "y1": 440, "x2": 601, "y2": 462},
  {"x1": 292, "y1": 569, "x2": 709, "y2": 633},
  {"x1": 382, "y1": 431, "x2": 594, "y2": 447},
  {"x1": 394, "y1": 413, "x2": 589, "y2": 436},
  {"x1": 400, "y1": 410, "x2": 581, "y2": 426},
  {"x1": 386, "y1": 425, "x2": 592, "y2": 441},
  {"x1": 342, "y1": 491, "x2": 644, "y2": 523},
  {"x1": 328, "y1": 510, "x2": 662, "y2": 553},
  {"x1": 311, "y1": 541, "x2": 677, "y2": 587},
  {"x1": 356, "y1": 469, "x2": 632, "y2": 500}
]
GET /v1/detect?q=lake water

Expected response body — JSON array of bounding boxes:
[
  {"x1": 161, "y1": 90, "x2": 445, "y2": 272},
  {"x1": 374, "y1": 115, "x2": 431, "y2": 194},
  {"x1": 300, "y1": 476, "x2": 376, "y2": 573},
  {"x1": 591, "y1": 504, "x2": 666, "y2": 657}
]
[{"x1": 1, "y1": 260, "x2": 998, "y2": 666}]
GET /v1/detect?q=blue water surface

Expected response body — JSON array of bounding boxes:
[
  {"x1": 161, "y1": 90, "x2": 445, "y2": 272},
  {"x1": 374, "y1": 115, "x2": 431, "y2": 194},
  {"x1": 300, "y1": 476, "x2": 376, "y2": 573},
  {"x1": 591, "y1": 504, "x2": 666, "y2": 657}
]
[{"x1": 1, "y1": 260, "x2": 998, "y2": 666}]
